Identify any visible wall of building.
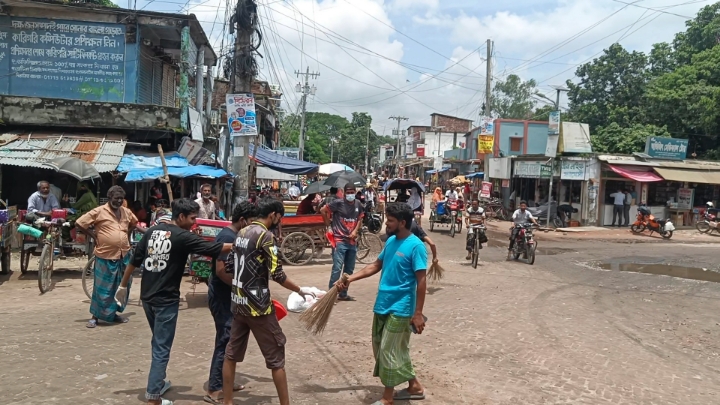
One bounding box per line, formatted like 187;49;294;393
527;123;549;154
497;121;524;156
423;131;457;157
495;119;550;156
431;114;473;134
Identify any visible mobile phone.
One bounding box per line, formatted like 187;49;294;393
411;315;428;334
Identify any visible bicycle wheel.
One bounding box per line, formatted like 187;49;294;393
38;242;54;294
471;238;479;269
82;255;96;300
450;219;456;238
357;233;383;264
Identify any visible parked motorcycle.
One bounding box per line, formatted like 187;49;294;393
511;223;537;265
696;202;720;234
631;206;674;239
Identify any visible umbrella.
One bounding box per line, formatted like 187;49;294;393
323;171;366;188
319;163;353;176
302;181;331;195
43;157;100;180
383;178;426;193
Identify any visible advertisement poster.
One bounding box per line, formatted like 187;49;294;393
226;93;258;137
480;181;493;199
501;179;510;188
677;188;694;210
548;111;560;135
477;135;494;154
417;144;426;157
480;117;494;135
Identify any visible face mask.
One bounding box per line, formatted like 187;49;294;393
346;194;356;202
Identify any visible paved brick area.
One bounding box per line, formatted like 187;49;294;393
1;224;720;404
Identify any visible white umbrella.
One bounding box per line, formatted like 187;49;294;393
43;157;100;181
319;163;353;176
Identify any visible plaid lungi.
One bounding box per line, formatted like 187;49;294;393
89;253;132;322
372;313;415;388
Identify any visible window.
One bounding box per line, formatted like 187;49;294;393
510;137;522;153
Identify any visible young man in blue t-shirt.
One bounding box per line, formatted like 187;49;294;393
336;203;427;405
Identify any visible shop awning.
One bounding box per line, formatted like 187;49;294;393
465;172;485;179
653;167;720;184
609;165;663;182
0;132;126;172
250;144;318;175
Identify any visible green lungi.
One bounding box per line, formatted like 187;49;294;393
372;313;415;388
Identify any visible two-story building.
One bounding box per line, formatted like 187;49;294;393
0;0;231;207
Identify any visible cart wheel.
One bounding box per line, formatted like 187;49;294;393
38;243;54;294
82;255;96;300
0;246;10;275
357;232;383;264
281;232;315;266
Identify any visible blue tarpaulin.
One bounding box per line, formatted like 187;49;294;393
118;153;228;182
425;168;449;174
249;144;318;175
465;172;485;179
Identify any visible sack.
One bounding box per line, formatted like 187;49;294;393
478;231;488;244
286;287;327;313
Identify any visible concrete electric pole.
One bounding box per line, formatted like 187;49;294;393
230;0;257;204
389;115;408;164
295;67;319;161
483;39;493;182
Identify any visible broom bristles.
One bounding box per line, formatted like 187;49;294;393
427;262;445;282
298;273;348;335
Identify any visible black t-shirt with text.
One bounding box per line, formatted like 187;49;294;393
135;223;224;306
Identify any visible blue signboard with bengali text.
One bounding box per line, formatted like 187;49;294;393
0;16;127;102
644;136;688;160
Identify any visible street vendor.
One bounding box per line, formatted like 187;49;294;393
26;180;60;222
75;186;138;329
62;181;98;241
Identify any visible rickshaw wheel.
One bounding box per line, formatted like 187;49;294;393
0;246;10;275
429;212;436;232
38;243;54;294
82;255;96;300
20;248;31;274
281;232;315;266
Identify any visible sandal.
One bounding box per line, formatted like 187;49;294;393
114;315;129;324
394;388;425;400
234;383;245;391
337;296;355;302
86;319;97;328
203;395;222;405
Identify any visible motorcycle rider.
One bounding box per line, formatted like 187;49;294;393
508;200;538;260
465;199;486;260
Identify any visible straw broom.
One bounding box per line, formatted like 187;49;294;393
299;273;349;335
427;261;445;282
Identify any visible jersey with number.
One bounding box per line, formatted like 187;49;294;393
227;222;287;316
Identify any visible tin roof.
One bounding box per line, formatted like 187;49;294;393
0;133;127;173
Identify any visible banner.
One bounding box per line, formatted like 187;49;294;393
548;111;560;135
645;136;688;160
480;117;494;135
478;135;494;154
417;144;426;157
226;93;258;137
480;181;492;199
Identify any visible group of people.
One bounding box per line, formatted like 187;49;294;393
609;187;636;227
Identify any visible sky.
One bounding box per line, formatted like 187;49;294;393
134;0;716;136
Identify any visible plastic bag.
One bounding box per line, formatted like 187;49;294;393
286;287;326;313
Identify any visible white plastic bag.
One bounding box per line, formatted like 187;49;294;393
287;287;327;313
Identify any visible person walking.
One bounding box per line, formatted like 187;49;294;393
204;202;258;404
75;186;139;328
320;183;364;302
335;203;428;405
221;198;315;405
609;188;626;227
115;199;234;405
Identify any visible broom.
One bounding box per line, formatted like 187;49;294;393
427;261;445;282
298;273;349;335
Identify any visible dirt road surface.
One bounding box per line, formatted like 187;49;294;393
2;220;720;404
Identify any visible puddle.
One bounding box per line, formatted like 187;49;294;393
536;248;575;256
599;262;720;283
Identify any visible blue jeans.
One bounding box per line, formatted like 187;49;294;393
143;302;180;400
207;280;233;392
329;242;357;298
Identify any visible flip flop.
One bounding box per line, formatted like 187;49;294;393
203;395;222;405
337;296;355;302
394;388;425;400
234;383;245;391
86;319;97;328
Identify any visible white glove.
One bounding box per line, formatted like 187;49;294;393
298;287;316;299
115;286;129;307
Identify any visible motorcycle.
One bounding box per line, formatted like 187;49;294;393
447;199;464;238
696;202;720;234
631;206;674;239
510;223;537;265
363;198;382;234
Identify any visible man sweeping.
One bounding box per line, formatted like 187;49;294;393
336;203;427;405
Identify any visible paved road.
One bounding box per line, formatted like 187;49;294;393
1;221;720;404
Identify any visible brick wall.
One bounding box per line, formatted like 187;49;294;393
431;114;473;134
408;125;431;141
211;79;229;110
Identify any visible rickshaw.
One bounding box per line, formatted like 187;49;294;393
429;198;464;237
188;218;230;292
0;205;18;275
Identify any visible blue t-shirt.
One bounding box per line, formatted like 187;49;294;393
374;234;428;318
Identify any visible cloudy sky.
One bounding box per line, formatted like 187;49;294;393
136;0;715;134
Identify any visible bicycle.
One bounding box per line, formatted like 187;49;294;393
356;226;383;264
467;223;486;269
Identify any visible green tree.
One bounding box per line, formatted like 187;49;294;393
532;104;555;122
491;74;538;119
591;122;672;154
672;3;720;66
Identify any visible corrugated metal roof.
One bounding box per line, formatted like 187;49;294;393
0;133;127;173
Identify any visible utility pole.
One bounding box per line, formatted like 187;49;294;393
230;0;257;205
295;67;319;161
546;85;569;228
364;125;370;175
483;39;493;182
389;115;408;161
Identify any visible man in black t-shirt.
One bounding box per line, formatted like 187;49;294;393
204;201;258;403
116;199;234;405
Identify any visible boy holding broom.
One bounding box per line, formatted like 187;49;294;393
336;203;427;405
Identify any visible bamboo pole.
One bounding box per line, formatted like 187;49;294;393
157;145;174;203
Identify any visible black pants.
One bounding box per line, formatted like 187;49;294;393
207;280;233;392
509;227;520;250
612;205;624;226
623;204;631;226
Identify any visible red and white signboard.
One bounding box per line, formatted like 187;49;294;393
416;144;426;157
480;181;493;199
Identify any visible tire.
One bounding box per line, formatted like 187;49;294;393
456;220;462;234
662;230;673;239
527;245;536;265
20;247;31;274
0;247;10;275
429;219;434;232
471;239;479;269
38;242;54;294
82;255;96;300
280;232;315;266
357;233;383;264
369;218;382;234
552;216;564;229
630;224;645;233
450;219;456;238
696;221;711;234
513;250;521;260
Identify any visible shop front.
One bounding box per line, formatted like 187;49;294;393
511;159;559;207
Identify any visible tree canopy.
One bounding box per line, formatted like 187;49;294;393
491;74;539;119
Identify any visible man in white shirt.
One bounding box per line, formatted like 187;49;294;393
508;200;538;259
195;183;217;220
609;188;626;227
288;184;301;200
445;188;458;201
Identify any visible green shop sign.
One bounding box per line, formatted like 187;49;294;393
645;137;688;160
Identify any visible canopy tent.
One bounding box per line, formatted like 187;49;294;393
319;163;352;175
608;165;663;182
118;152;229;182
249;144;318;175
465;172;485;179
